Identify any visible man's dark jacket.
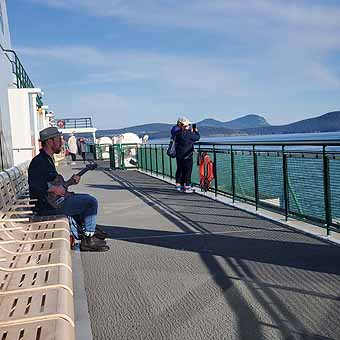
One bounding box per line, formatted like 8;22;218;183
175;130;200;160
28;149;58;214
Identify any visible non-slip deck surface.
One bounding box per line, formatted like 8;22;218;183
66;165;340;340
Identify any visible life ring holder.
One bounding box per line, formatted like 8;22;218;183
57;119;65;129
198;152;215;192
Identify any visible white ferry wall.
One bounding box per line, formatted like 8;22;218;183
0;0;14;168
8;87;45;164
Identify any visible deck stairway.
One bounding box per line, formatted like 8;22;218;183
65;163;340;340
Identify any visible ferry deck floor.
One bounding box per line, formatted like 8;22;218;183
60;162;340;340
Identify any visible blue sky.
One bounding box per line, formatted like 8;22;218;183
7;0;340;129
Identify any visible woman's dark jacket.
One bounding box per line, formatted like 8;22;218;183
175;130;200;160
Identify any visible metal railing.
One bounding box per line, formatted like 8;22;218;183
57;118;93;129
135;140;340;235
109;144;139;169
1;46;43;107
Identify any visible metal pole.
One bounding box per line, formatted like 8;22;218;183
231;145;235;203
169;154;173;179
136;144;140;169
323;146;332;235
111;145;116;170
253;145;259;210
15;56;19;87
282;145;289;221
197;144;201;189
155;144;159;175
121;147;125;169
149;145;153;174
144;145;148;172
161;145;165;178
213;145;218;197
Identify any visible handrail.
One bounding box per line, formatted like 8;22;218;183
0;45;43;107
147;140;340;147
136;141;340;235
56;118;93;129
197;140;340;146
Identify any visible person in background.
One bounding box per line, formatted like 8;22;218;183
77;138;81;156
171;118;184;191
175;118;200;193
67;132;77;164
79;137;87;163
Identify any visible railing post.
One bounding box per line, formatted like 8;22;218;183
213;145;218;197
231;145;235;203
149;145;153;174
120;146;124;168
136;144;140;169
144;145;148;172
323;146;332;235
155;144;159;175
282;145;289;221
140;145;143;170
197;144;201;188
253;145;259;210
15;57;19;87
161;145;165;178
169;154;173;179
111;145;116;170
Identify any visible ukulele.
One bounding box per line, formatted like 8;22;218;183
47;162;97;208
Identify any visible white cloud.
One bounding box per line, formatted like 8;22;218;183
20;43;340;94
27;0;340;31
17;45;254;95
24;1;340;68
18;1;340;125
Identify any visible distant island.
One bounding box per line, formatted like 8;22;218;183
97;111;340;139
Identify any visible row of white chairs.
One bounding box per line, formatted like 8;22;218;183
0;162;75;340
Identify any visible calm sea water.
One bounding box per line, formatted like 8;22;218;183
142;131;340;223
149;131;340;144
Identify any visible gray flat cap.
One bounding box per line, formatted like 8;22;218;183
39;127;62;141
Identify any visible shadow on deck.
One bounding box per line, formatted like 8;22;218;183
71;166;340;340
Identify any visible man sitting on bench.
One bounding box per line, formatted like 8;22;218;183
28;127;109;252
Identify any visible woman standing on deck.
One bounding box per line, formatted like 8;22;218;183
79;137;87;163
171;118;183;190
175;118;200;193
67;132;77;164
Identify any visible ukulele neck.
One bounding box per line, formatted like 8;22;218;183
64;168;89;188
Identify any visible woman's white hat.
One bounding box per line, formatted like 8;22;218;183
178;117;191;126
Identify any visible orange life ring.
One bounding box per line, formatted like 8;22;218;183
57;119;65;128
199;152;214;191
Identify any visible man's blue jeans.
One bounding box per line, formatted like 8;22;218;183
59;193;98;233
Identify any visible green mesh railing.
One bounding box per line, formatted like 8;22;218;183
135;141;340;234
2;48;43;107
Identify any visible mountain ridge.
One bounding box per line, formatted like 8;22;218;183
197;114;270;129
97;111;340;139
